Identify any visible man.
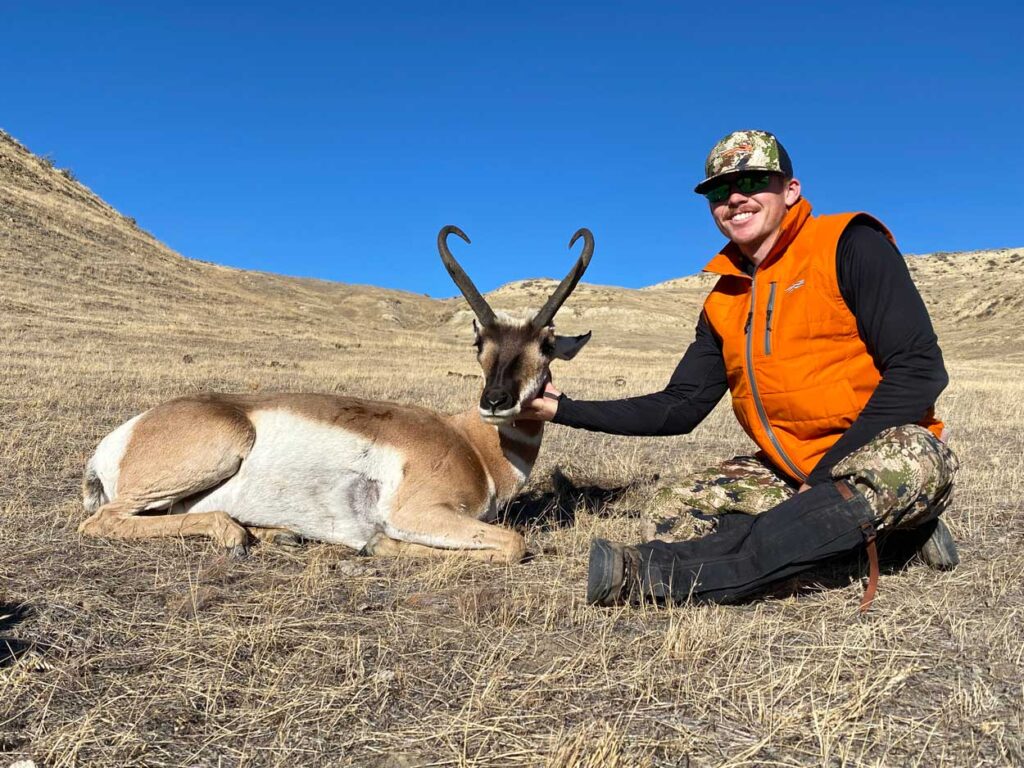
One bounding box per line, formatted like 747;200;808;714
521;130;959;609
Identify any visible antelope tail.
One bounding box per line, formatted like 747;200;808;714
82;457;107;513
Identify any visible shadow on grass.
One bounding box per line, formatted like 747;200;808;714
500;467;656;531
0;602;39;668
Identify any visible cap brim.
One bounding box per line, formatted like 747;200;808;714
693;176;720;194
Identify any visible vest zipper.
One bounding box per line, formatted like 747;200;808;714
745;271;806;481
764;282;777;355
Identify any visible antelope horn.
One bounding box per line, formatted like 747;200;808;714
437;225;497;327
532;227;594;329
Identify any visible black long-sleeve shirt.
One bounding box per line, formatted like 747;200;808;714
553;221;948;485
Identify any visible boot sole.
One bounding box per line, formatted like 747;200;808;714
586;538;623;606
920;518;959;571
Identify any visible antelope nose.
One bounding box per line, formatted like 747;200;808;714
482;388;515;411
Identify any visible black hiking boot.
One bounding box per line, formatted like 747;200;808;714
918;518;959;571
586;538;643;606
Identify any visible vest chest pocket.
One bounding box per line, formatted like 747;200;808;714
764;282;778;355
763;274;836;352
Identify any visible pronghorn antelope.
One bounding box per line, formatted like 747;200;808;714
79;226;593;563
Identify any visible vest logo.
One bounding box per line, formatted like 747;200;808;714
785;279;805;293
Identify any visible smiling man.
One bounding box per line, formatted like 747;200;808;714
520;130;960;609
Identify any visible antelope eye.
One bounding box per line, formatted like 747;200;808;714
540;339;555;356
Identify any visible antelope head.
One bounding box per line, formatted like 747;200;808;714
438;225;593;424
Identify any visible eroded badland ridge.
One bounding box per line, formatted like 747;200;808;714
3;129;1023;767
3;128;1021;362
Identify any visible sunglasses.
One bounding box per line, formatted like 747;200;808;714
704;173;776;203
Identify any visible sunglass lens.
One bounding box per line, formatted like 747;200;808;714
736;174;772;195
705;183;730;203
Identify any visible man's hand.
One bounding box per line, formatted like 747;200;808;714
798;483;810;493
518;382;562;421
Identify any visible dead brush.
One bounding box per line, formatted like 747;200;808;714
4;312;1024;767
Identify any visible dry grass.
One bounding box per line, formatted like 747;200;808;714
2;129;1023;767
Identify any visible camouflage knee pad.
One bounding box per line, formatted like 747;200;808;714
830;425;959;529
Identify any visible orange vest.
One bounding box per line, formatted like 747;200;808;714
702;198;943;483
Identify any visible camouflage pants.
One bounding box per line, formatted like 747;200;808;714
647;425;959;542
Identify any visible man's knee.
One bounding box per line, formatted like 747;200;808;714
645;457;795;542
660;457;793;516
830;425;959;528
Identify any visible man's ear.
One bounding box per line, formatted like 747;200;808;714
784;177;801;206
552;331;592;360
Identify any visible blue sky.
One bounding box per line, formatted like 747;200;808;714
4;1;1021;296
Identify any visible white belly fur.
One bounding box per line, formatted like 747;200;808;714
183;409;405;548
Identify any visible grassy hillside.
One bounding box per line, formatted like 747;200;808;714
2;129;1022;767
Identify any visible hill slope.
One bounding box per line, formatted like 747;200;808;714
1;129;444;366
4;129;1021;362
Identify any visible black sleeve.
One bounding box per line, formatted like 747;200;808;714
552;312;729;436
806;222;948;484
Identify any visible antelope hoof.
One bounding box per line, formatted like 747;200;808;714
226;542;250;560
272;532;304;549
360;532;394;557
359;533;380;557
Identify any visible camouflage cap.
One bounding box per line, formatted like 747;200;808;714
694;130;794;194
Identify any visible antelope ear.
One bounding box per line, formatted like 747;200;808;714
552;331;592;360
